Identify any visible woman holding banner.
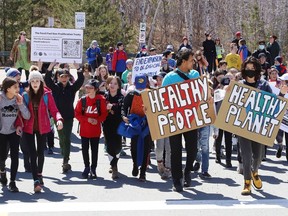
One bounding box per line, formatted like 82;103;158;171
239;57;287;195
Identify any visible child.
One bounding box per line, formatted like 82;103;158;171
95;64;109;94
22;70;63;193
0;77;30;192
74;79;108;179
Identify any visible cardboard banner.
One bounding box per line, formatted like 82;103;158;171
141;76;216;141
31;27;83;63
214;81;288;147
132;54;162;82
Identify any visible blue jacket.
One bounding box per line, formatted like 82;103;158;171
86;47;101;64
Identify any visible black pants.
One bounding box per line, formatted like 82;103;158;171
215;129;232;161
116;72;123;78
89;60;97;74
131;134;152;176
206;56;216;73
103;123;122;167
81;137;100;171
18;67;29;81
20;136;31;171
46;130;54;148
169;130;198;181
23;132;47;181
0;132;20;182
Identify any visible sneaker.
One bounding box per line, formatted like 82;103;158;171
34;180;42;193
157;161;165;175
139;174;146;182
276;145;283;158
62;163;71;173
132;165;139;177
48;148;53;155
161;168;171;180
90;169;97;179
193;162;200;172
82;167;90;179
172;180;183;192
120;149;127;157
215;156;221;164
201;172;212;178
0;171;8;186
38;175;44;186
241;180;251;195
111;166;119;180
226;160;232;168
251;171;262;189
109;166;113;174
8;182;19;192
183;170;191;187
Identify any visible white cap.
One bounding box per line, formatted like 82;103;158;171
279;73;288;81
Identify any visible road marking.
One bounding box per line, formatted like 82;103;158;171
1;199;288;212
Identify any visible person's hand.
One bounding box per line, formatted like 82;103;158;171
16;94;23;105
56;120;63;130
37;59;43;70
88;118;98;125
16;126;22;136
213;134;218;139
280;83;288;95
122;116;129;124
107;103;113;110
73;61;80;70
48;60;58;71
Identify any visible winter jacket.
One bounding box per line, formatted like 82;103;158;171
44;69;84;120
112;50;128;73
74;94;108;138
86;47;101;64
23;90;62;135
267;41;280;62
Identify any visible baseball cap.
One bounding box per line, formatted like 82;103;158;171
153;72;167;80
235;31;241;36
57;68;70;77
126;59;133;64
134;75;147;90
85;79;100;89
149;47;156;52
279;73;288;81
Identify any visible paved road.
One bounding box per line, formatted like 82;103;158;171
0;68;288;216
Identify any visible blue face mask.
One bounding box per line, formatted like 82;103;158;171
259;45;265;50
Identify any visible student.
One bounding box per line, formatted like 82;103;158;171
0;77;30;192
74;79;108;179
103;77;124;179
45;62;84;173
95;64;109;93
112;42;128;77
86;40;101;75
121;59;133;84
22;71;63;193
225;43;242;70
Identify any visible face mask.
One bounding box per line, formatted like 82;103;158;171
259;45;265;50
244;70;255;78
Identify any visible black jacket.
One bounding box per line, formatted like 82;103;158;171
45;69;84;120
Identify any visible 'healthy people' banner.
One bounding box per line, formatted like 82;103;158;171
132;54;162;82
141;76;215;141
31;27;83;63
214;81;288;147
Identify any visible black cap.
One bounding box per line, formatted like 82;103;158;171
220;77;230;86
153;72;167;79
117;41;123;47
85;79;100;89
57;68;70;76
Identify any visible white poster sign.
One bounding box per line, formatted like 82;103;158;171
31;27;83;63
75;12;86;29
132;54;162;82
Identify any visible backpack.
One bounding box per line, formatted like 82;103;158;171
23;92;49;107
81;96;101;116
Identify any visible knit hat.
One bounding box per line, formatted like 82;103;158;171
134;75;147;90
28;71;44;83
91;40;98;47
6;68;21;77
166;44;173;51
153;72;167;80
117;41;123;47
182;36;188;41
141;45;147;50
235;31;241;36
275;56;283;64
126;59;133;65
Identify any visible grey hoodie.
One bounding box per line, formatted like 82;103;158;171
0;91;30;135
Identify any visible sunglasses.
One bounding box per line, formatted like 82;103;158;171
21;33;26;36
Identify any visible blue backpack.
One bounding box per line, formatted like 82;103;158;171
23;92;49;107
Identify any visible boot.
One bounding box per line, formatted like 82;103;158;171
0;170;7;186
111;165;119;180
157;161;165;175
241;180;251;195
62;158;71;173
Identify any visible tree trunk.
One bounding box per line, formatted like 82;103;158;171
147;0;161;48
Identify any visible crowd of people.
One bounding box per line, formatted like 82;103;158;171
0;30;287;196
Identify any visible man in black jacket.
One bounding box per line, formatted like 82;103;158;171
45;62;84;172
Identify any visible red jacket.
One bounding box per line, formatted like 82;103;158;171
75;94;108;138
23;90;63;135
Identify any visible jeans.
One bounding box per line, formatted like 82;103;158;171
57;118;73;160
155;137;171;168
196;126;210;173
